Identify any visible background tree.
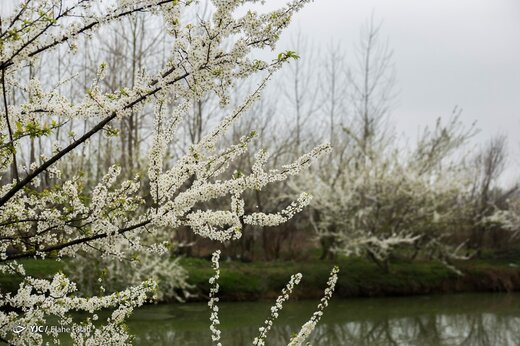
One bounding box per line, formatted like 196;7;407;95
303;18;480;270
468;135;519;255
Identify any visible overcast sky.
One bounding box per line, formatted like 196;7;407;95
266;0;520;185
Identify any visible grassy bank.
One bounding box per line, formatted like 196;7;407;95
1;256;520;302
180;256;520;301
0;259;64;294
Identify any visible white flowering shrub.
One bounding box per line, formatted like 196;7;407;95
481;198;520;239
65;238;192;302
0;0;334;344
308;117;473;270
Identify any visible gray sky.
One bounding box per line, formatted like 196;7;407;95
268;0;520;185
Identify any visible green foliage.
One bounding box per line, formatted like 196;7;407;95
14;120;52;139
277;50;300;62
104;126;120;137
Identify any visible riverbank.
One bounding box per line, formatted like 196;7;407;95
2;256;520;302
181;256;520;302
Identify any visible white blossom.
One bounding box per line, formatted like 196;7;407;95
288;266;339;346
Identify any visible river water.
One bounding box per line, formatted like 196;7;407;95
127;293;520;345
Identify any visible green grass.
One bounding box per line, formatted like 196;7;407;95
0;258;65;293
179;256;505;301
1;255;519;301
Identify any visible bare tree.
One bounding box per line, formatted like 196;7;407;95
468;135;517;254
281;31;321;157
346;15;396;161
322;41;348;147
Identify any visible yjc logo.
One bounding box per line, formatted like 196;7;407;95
12;325;25;334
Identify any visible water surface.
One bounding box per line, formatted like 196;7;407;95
128;293;520;345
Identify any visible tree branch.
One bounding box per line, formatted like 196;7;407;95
0;69;189;207
3;220;152;261
1;69;20;183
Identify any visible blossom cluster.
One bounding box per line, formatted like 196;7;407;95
207;252;339;346
288;266;340;346
208;250;222;345
253;273;303;346
0;272;156;345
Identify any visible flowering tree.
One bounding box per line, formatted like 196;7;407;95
0;0;335;344
308;114;474;271
299;18;476;270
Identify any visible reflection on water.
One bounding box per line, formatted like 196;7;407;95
128;293;520;345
